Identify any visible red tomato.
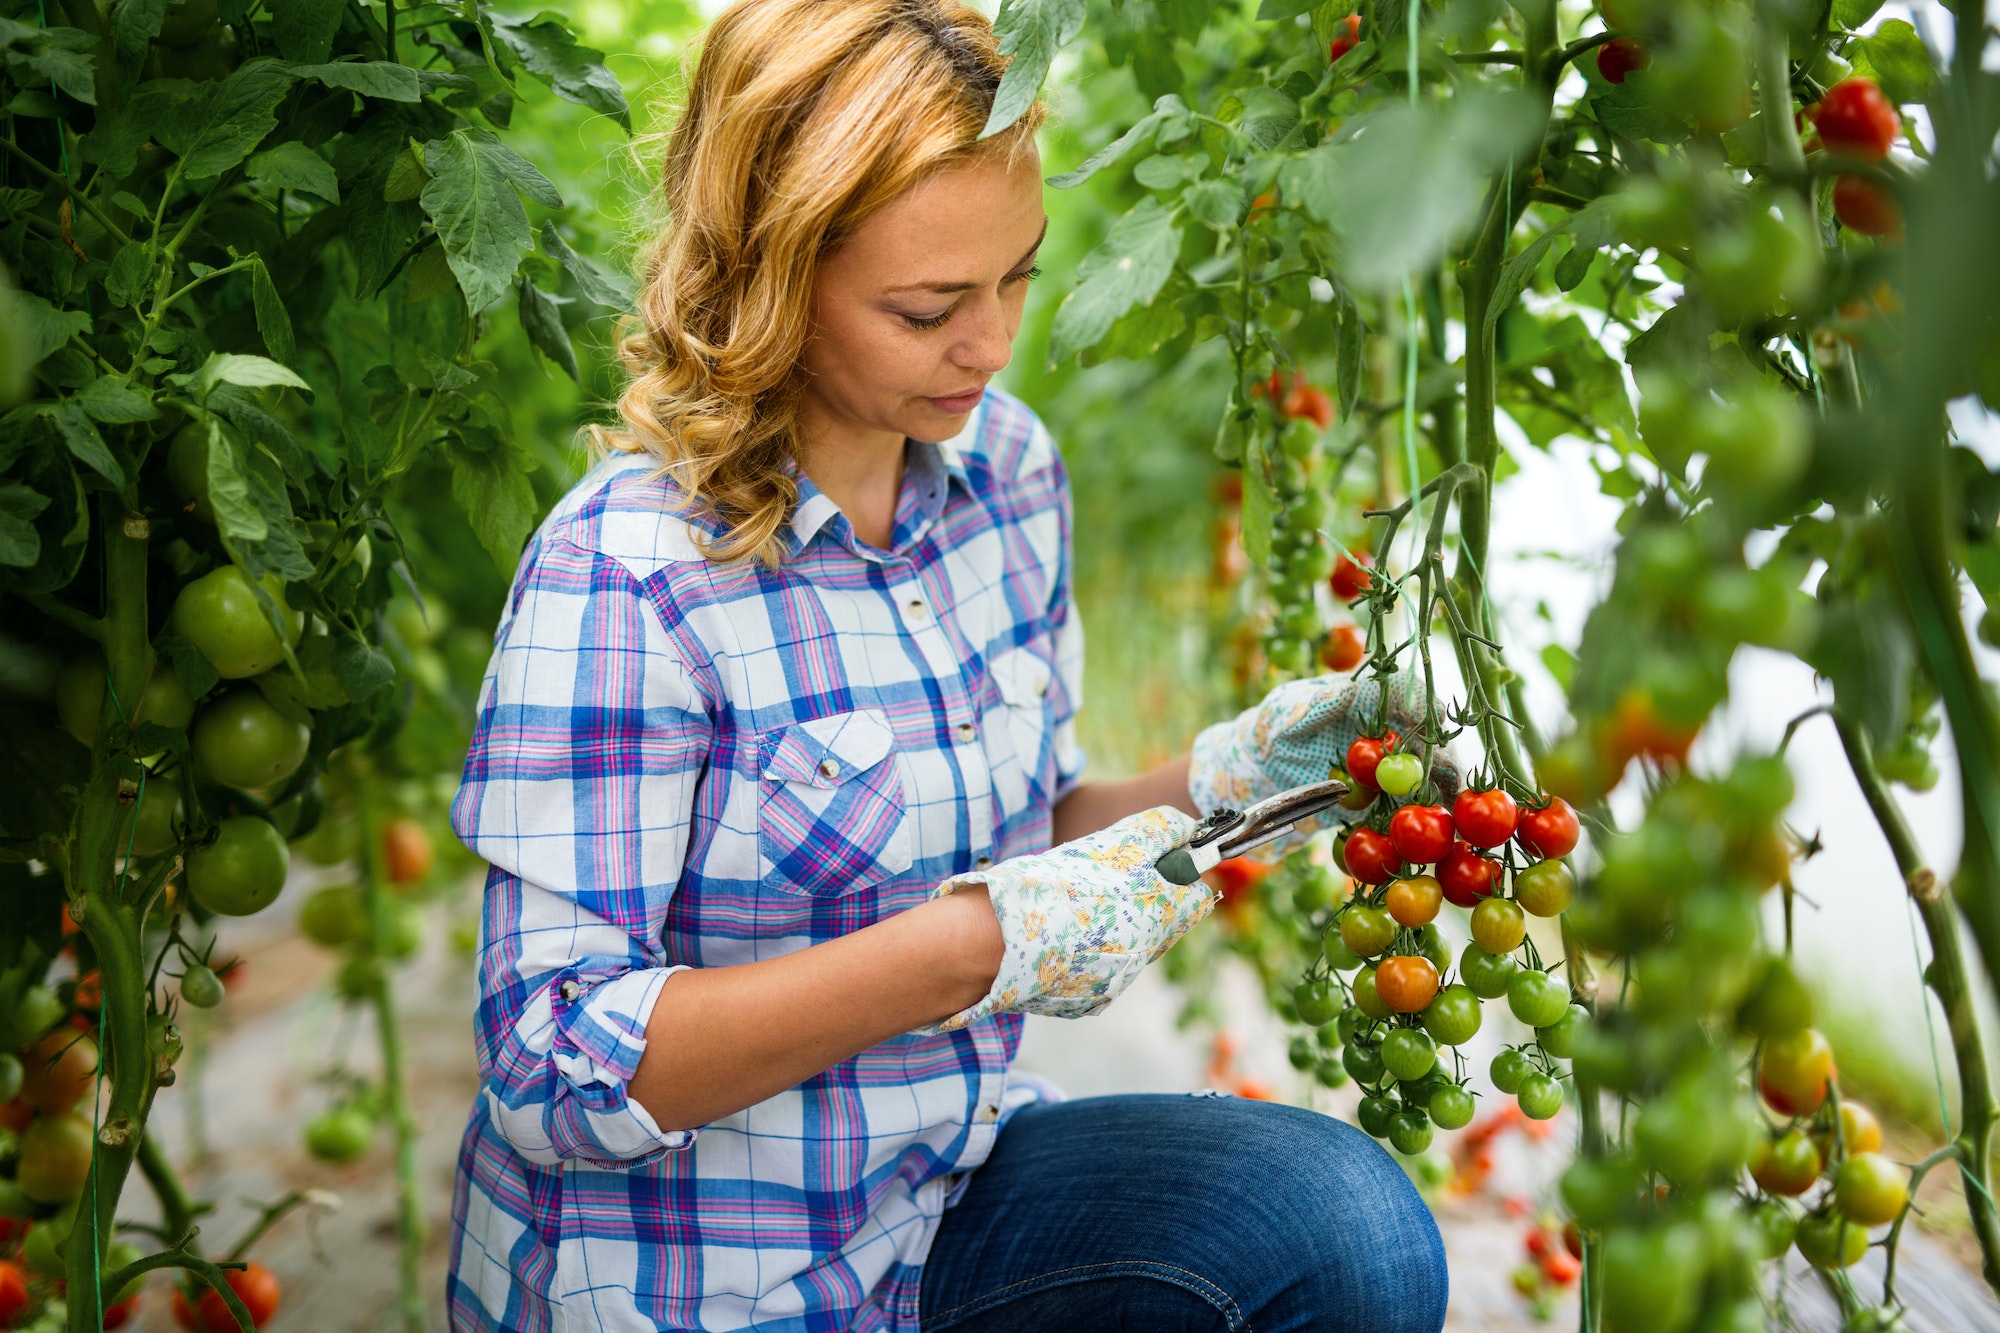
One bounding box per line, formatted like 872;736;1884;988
1525;1229;1554;1260
1595;37;1650;84
1345;732;1398;790
1562;1219;1583;1260
1328;13;1361;62
0;1260;27;1326
1388;804;1454;865
1438;841;1498;907
1342;827;1404;884
1833;175;1901;237
1320;624;1365;672
1213;473;1244;506
1813;78;1899;160
1540;1247;1581;1286
1452;788;1519;848
1205;857;1270;909
103;1295;140;1329
1330;553;1373;601
176;1262;282;1332
1280;382;1335;430
1759;1029;1836;1117
1515;798;1579;859
1607;689;1699;767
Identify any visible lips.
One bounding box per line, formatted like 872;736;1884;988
927;386;986;413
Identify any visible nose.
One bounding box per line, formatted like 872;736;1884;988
952;294;1016;376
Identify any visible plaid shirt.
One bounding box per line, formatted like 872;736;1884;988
448;389;1086;1332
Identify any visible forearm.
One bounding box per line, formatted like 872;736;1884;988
628;887;1003;1131
1051;754;1198;845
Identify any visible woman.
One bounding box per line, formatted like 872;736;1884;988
449;2;1449;1329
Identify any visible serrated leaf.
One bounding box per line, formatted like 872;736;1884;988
1832;0;1884;26
111;0;165;84
1183;179;1244;229
1048;199;1182;365
12;291;91;366
449;438;537;568
246;140;339;202
1084;296;1186;364
417;349;476;391
203;419;266;544
421;129;561;313
44;401;123;486
983;0;1086;139
0;20;97;105
331;633;394;702
538;220;634;309
517;277;578;380
0;484;49;567
1850;20;1933;105
1812;592;1914;748
289;60;422;103
272;0;343;63
490;11;630;131
154;60;294;179
197;352;310;396
74;374;158;424
250;260;295;364
1047;96;1186;189
158;633;219;700
1256;0;1319;17
104;241;154;310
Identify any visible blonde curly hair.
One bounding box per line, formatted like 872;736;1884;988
597;0;1047;566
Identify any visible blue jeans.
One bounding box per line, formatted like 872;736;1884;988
919;1093;1448;1332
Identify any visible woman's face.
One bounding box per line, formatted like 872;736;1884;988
801;145;1047;448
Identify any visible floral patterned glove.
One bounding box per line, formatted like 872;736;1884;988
914;807;1213;1034
1188;672;1460;818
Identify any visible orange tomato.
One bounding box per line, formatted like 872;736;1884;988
382;817;434;887
1375;955;1441;1013
1320;624;1365;672
1385;875;1443;927
20;1031;97;1113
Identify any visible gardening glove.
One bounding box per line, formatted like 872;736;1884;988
1188;672;1461;818
914;807;1213;1034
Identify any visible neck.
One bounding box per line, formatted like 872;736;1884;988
797;403;905;551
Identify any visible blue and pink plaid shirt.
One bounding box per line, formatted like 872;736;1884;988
448;389;1086;1332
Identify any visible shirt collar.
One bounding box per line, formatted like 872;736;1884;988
785;432;974;558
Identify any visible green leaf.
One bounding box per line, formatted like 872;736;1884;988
289;60;422;103
44;401;123;486
197;353;310;397
1084;296;1186;365
157;632;219;700
0;265;24;408
1539;642;1577;692
1047;95;1186;189
155;60;295;179
246;141;339;202
1832;0;1884;26
1486;200;1618;336
74;374;158;424
1555;205;1617;292
1183;179;1243;229
1811;592;1914;749
0;20;97;106
12;292;91;367
421;128;562;313
538;220;634;309
1335;289;1365;415
104;241;154;310
490;11;631;131
1237;86;1299;153
203;419;267;545
111;0;165;84
1257;0;1319;18
250;259;295;365
330;633;395;702
449;438;537;569
1280;91;1545;289
0;484;49;567
517;277;577;380
1850;20;1933;105
1048;198;1182;365
1241;435;1273;567
983;0;1086;139
272;0;343;63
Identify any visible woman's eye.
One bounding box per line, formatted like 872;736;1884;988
902;309;953;331
1007;265;1042;285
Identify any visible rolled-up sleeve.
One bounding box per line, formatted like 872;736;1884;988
451;528;709;1169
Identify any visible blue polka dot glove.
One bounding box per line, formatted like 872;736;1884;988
1188;673;1460;826
913;807;1213;1034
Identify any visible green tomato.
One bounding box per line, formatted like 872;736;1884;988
1748;1199;1800;1260
293;812;358;866
1421;984;1483;1046
1601;1223;1706;1333
1490;1047;1531;1095
187;815;290;916
22;1199;78;1276
1460;942;1518;999
1291;540;1335;584
1561;1154;1645;1228
128;781;184;856
1536;1004;1590;1059
1381;1028;1437;1082
1414;923;1450;973
1508;969;1572;1028
193;688;311;790
1340;904;1396;958
1279;602;1321;642
0;1052;20;1102
172;565;303;679
1795;1211;1868;1269
103;1239;146;1303
1320;924;1363;971
1428;1083;1476;1130
179;964;225;1009
1315;1018;1343;1049
1374;752;1423;797
1293;977;1342;1027
374;900;422;959
1335;1005;1368;1044
0;984;63;1050
1267;637;1311;675
56;651;196;747
1470;896;1526;954
305;1104;375;1164
336;953;382;1001
1514;859;1575;917
1388;1110;1434;1156
1343;1039;1386;1086
1314;1054;1350;1089
299;885;366;948
1352;965;1392;1021
1356;1093;1397;1138
1289;1034;1318;1071
1739;955;1815;1039
167;420;214;521
1295;863;1342;914
1517;1071;1564;1121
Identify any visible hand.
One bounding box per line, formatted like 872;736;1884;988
1188;672;1460;817
914;807;1213;1033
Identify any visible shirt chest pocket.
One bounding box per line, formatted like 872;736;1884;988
757;708;915;898
986;646;1057;808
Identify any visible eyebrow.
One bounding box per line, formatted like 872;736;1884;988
883;218;1049;296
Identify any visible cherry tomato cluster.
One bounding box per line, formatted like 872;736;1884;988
1812;78;1902;236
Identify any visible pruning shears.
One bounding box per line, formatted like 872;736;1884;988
1155;778;1353;886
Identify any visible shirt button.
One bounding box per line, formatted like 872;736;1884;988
975;855;993;870
956;722;976;743
906;598;930;623
977;1103;1000;1123
558;980;581;1002
818;758;841;780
